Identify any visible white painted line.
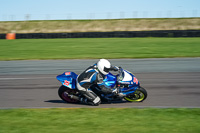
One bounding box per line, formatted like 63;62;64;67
0;77;54;80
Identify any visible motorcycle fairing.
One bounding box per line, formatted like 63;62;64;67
56;72;77;89
118;69;140;86
120;86;138;95
103;72;117;88
103;69;140;95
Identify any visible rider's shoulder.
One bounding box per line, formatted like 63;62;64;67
96;72;103;83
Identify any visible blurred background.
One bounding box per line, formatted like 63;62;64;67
1;10;200;21
0;0;200;35
1;0;200;21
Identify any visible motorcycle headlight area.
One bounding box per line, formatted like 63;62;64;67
118;72;124;81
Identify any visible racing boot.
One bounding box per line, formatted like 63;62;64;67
79;91;101;106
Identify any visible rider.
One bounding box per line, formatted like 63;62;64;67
76;59;118;106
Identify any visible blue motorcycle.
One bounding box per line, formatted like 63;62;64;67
56;67;147;104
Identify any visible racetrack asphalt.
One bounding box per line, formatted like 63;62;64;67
0;58;200;108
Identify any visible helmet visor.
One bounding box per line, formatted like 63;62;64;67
103;67;110;73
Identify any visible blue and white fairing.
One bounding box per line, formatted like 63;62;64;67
56;72;78;89
104;68;140;95
103;72;117;88
118;69;140;86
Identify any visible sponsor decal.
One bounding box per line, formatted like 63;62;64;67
65;72;71;75
133;77;138;85
119;81;130;84
63;80;70;86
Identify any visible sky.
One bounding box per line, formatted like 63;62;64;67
0;0;200;21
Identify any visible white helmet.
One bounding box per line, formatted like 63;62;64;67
97;59;111;75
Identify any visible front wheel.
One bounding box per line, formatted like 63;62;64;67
124;87;147;102
58;85;79;103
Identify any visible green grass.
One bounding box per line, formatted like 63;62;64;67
0;108;200;133
0;38;200;60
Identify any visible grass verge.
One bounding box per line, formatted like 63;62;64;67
0;38;200;60
0;108;200;133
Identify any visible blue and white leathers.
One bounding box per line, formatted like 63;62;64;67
76;64;112;105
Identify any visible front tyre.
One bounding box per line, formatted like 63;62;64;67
124;87;147;102
58;85;79;103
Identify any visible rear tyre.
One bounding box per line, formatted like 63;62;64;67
58;85;79;103
124;87;147;102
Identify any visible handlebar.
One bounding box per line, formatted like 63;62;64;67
109;66;120;71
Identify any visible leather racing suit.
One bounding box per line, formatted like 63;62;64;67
76;64;113;105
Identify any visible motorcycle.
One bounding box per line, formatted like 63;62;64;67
56;67;147;104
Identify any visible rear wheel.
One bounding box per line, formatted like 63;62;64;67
58;85;79;103
124;87;147;102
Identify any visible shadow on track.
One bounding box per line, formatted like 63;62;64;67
45;100;66;103
45;100;127;105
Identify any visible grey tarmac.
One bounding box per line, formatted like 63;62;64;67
0;58;200;108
